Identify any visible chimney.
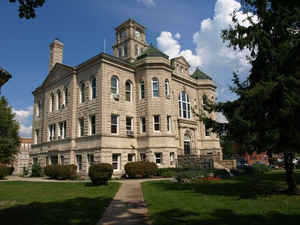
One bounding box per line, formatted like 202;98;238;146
49;38;64;72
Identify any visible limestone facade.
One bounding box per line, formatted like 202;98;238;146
30;19;222;175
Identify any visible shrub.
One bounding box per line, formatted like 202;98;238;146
31;164;43;177
9;167;14;175
246;163;270;175
157;168;177;177
89;163;113;185
0;165;10;179
175;169;208;182
45;165;77;180
125;161;157;178
213;169;231;178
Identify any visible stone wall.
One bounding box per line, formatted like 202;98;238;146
177;155;213;169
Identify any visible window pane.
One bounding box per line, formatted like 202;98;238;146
126;117;132;131
111;77;118;94
111;115;118;134
92;78;96;99
141;82;145;99
125;81;131;101
152;79;159;97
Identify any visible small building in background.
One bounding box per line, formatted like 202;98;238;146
13;138;32;175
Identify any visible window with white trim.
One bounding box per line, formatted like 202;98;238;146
111;76;119;94
56;90;61;110
152;78;159;97
140;81;145;99
167;116;172;132
155;153;162;164
91;77;96;100
48;124;56;141
59;121;67;139
78;118;84;137
34;129;39;144
153;115;160;131
126;116;133;131
140;117;146;133
79;82;85;103
125;80;132;101
128;154;136;162
63;88;68;106
89;115;96;135
112;154;121;170
36;101;41;117
49;93;54;112
76;154;82;171
179;91;191;119
165;79;170;96
111;114;119;134
170;152;175;165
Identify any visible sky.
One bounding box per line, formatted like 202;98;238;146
0;0;251;137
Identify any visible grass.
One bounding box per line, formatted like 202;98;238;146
0;181;120;225
142;170;300;225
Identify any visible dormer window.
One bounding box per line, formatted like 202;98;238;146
120;30;126;40
181;66;184;73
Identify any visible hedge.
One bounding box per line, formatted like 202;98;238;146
44;165;77;180
125;161;157;178
89;163;113;185
0;165;11;179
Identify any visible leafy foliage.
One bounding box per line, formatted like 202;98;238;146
124;161;158;178
0;164;11;179
9;0;45;19
31;163;43;177
88;163;113;185
44;165;77;180
0;96;20;164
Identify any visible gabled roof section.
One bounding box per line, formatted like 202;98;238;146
137;45;169;60
42;63;74;87
171;56;190;67
191;67;212;80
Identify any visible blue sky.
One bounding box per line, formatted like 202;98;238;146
0;0;250;137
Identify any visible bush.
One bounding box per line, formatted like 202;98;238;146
0;165;11;179
44;165;77;180
213;169;231;178
9;167;14;175
247;163;270;175
175;169;208;182
89;163;113;185
31;164;43;177
125;161;157;178
157;168;177;177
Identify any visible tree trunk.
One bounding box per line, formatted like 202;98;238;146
283;152;299;194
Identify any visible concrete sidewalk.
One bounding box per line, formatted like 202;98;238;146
97;179;151;225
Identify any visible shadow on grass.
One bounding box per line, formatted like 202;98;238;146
150;208;300;225
147;172;300;199
0;196;112;225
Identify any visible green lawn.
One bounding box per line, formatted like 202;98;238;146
142;170;300;225
0;181;120;225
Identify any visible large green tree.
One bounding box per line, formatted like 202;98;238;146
0;96;20;164
9;0;45;19
201;0;300;194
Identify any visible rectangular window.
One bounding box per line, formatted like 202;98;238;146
153;115;160;131
112;154;121;170
128;154;135;162
126;117;132;131
87;154;94;164
167;116;172;132
111;115;119;134
33;157;38;165
78;118;84;137
34;129;39;144
140;117;146;133
60;155;65;165
140;82;145;99
140;153;146;161
155;153;162;164
48;124;56;141
152;79;159;97
170;152;175;165
51;155;58;165
76;154;82;171
63;121;67;138
89;115;96;135
205;125;210;137
91;78;96;99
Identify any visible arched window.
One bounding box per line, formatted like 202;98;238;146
140;81;145;99
165;79;170;96
179;91;191;119
124;45;128;57
36;100;41;117
63;87;68;106
50;93;54;112
56;90;61;110
184;134;191;155
80;81;85;103
152;78;159;97
91;77;96;100
125;80;132;101
111;76;119;94
202;95;208;108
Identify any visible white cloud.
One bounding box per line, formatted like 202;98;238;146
13;106;33;137
156;0;255;102
217;112;228;123
137;0;155;7
156;31;202;70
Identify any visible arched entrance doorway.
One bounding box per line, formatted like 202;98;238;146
184;134;191;155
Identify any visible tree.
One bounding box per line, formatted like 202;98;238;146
0;96;20;164
199;1;300;194
9;0;45;19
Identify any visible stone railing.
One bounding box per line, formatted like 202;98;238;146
177;155;213;169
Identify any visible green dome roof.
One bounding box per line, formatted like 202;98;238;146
137;45;169;60
191;67;212;80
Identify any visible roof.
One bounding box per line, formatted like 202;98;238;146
191;67;212;80
0;66;12;86
137;45;169;60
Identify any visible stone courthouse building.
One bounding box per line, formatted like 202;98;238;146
31;19;223;175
